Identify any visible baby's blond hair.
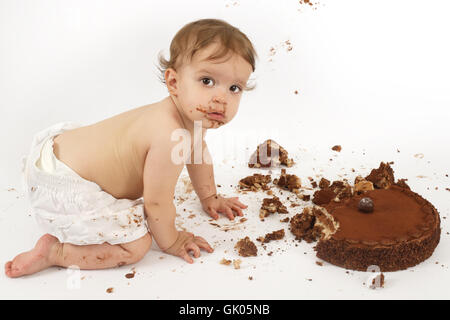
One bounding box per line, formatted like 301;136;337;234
158;19;257;89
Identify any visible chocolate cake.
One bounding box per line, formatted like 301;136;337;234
239;174;272;191
248;139;294;168
296;162;441;272
312;179;352;205
290;206;339;243
260;196;288;220
274;169;302;193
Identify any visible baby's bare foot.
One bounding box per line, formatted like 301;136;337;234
5;234;60;278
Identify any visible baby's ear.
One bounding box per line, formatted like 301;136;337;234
165;68;178;96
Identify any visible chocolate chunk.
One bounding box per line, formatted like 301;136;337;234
358;197;374;213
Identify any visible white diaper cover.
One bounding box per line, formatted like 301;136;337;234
21;121;149;245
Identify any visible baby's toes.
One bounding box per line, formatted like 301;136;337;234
4;261;12;276
4;261;20;278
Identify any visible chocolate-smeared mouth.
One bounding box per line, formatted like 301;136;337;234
206;112;225;121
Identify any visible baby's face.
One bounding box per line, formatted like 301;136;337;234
171;43;253;129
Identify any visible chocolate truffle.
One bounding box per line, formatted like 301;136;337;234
358;197;374;213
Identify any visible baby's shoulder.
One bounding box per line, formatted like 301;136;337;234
134;101;183;145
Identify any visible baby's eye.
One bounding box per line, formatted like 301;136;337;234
230;85;242;94
201;78;214;87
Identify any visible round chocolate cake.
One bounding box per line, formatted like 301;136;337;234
315;185;441;272
291;162;441;272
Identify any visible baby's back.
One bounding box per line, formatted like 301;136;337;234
53;103;161;200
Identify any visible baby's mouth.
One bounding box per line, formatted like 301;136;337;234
195;106;226;123
206;112;225;121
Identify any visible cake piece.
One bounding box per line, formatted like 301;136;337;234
239;174;272;191
365;162;395;189
257;229;285;243
274;169;301;193
312;189;336;205
248;139;294;168
299;194;311;201
259;196;288;220
312;179;353;205
319;178;331;189
235;237;258;257
290;206;339;243
354;176;375;194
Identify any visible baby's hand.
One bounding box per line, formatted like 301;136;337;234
164;231;214;264
201;195;248;220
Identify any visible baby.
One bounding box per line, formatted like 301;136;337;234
5;19;257;278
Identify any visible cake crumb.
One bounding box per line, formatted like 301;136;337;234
106;287;114;294
233;259;242;269
235;237;258;257
125;268;136;279
257;229;285;243
332;145;342;152
220;258;232;265
315;261;323;266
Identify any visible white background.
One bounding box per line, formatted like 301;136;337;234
0;0;449;299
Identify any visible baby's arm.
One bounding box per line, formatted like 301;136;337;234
187;140;248;220
186;139;217;201
142;136;182;251
142;131;213;262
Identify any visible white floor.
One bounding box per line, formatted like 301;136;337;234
1;134;449;299
1;0;449;300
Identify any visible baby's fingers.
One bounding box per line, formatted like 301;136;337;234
185;242;201;259
230;197;248;208
194;236;214;253
232;205;244;217
208;208;219;220
224;207;235;220
180;250;194;264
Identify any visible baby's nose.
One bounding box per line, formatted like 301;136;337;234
212;94;226;105
210;94;227;112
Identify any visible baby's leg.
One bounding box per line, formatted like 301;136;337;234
5;233;152;278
